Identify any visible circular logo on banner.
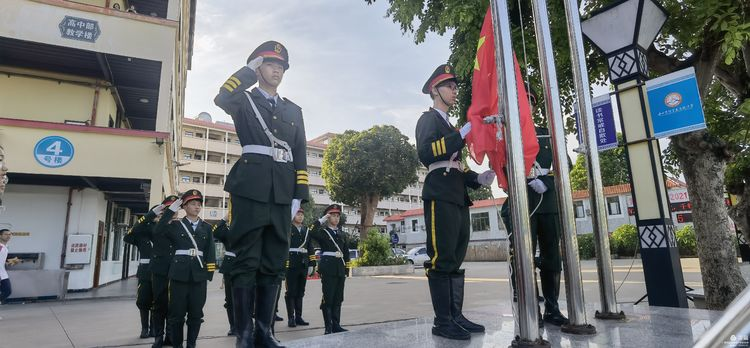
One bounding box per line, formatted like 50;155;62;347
34;136;75;168
664;92;683;108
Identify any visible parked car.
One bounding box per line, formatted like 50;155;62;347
392;248;407;257
406;246;430;267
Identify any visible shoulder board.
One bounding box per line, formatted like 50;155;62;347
283;97;301;109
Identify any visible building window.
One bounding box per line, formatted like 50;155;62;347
318;188;325;195
412;219;418;232
574;201;585;218
193;177;202;183
195;133;204;138
112;228;123;261
607;196;622;215
471;212;490;232
181;176;190;183
183;153;192;160
185;131;194;137
194;153;203;160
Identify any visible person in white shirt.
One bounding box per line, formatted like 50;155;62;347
0;228;20;304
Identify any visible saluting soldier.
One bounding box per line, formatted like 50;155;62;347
212;216;236;336
416;64;495;340
155;190;217;348
284;207;316;328
213;40;308;348
124;206;158;339
309;204;350;335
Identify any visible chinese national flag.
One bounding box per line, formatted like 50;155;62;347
466;7;539;189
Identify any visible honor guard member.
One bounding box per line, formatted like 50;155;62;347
416;64;496;340
309;204;350;335
284;207;316;328
140;195;179;348
213;40;308;348
155;191;217;348
501;87;569;327
124;207;159;339
212;216;236;336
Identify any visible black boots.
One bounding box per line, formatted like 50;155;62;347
285;296;296;327
294;297;309;326
321;306;333;335
226;305;236;336
169;318;184;348
186;321;201;348
140;309;151;338
427;272;470;340
232;286;255;348
151;315;168;348
331;305;347;333
255;284;285;348
449;273;485;333
541;270;569;326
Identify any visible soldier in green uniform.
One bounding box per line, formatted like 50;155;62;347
214;40;308;348
124;206;159;339
309;204;350;335
284;207;315;328
501;87;569;327
155;190;217;348
416;64;496;340
212;216;236;336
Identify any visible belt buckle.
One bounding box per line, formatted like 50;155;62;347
335;251;343;258
300;248;307;253
188;249;197;257
272;148;287;162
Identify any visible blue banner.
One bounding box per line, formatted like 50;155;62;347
574;95;618;152
646;67;706;138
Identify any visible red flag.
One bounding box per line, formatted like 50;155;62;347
466;7;539;189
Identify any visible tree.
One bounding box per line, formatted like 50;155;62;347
365;0;750;309
570;134;629;190
468;185;494;201
321;125;420;241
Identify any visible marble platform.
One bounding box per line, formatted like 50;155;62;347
285;303;723;348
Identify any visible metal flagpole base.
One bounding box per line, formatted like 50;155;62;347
510;336;551;348
561;323;597;335
595;310;627;320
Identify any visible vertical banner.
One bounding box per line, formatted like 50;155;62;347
575;95;618;152
646;67;706;138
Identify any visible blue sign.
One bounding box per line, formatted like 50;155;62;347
646;67;706;138
390;233;399;245
59;16;101;43
574;95;618;152
34;136;75;168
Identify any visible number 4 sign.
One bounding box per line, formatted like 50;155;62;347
34;136;75;168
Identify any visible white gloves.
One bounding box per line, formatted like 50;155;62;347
168;198;183;212
307;266;314;277
151;204;166;215
318;213;330;225
459;122;472;139
290;199;301;220
477;170;496;186
247;56;264;70
528;179;548;194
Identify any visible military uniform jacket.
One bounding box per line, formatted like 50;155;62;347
309;222;350;277
137;211;173;276
155;209;216;282
416;108;481;206
212;219;234;274
288;225;316;270
214;66;309;204
124;216;153;280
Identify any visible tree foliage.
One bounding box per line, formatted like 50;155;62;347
468;185;495;201
570;133;629;190
321;125;420;240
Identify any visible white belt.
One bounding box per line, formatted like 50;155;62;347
289;248;308;253
428;160;463;174
242;144;293;163
139;259;150;264
321;251;344;258
224;251;236;257
174;249;204;257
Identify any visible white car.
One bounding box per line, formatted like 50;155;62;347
406;246;430;267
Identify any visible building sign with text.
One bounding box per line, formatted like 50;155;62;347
59;16;101;43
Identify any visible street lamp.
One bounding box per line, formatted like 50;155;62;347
582;0;688;308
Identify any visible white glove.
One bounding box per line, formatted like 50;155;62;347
222;214;229;222
528;179;548;194
290;199;301;220
318;214;330;225
307;266;314;277
246;56;264;70
168;198;183;212
459;122;472;139
477;170;496;186
151;204;166;215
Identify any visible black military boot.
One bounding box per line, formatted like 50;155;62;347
331;305;348;333
226;306;236;336
321;306;333;335
140;309;151;338
149;311;156;337
151;315;166;348
285;296;296;327
186;321;201;348
294;297;309;326
449;272;485;333
541;270;569;326
255;284;286;348
169;318;184;348
232;286;255;348
427;272;470;340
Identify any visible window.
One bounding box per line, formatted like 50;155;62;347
112;228;123;261
471;212;490;232
193;177;202;183
412;219;418;232
317;188;325;195
574;201;585;218
607;196;622;215
195;132;204;138
183;153;192;160
194;153;203;160
181;176;190;183
185;131;194;137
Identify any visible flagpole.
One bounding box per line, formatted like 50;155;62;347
530;0;595;334
489;1;547;346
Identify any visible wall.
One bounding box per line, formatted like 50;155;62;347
64;188;108;290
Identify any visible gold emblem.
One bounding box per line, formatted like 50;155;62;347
192;190;198;195
335;251;343;258
445;65;451;74
274;43;282;54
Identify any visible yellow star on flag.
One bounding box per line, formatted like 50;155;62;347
474;35;486;71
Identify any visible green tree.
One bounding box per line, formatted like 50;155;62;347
365;0;749;309
570;133;629;190
468;185;494;201
321;125;420;241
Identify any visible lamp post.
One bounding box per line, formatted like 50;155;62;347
582;0;688;308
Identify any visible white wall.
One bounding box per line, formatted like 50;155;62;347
65;188;107;290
